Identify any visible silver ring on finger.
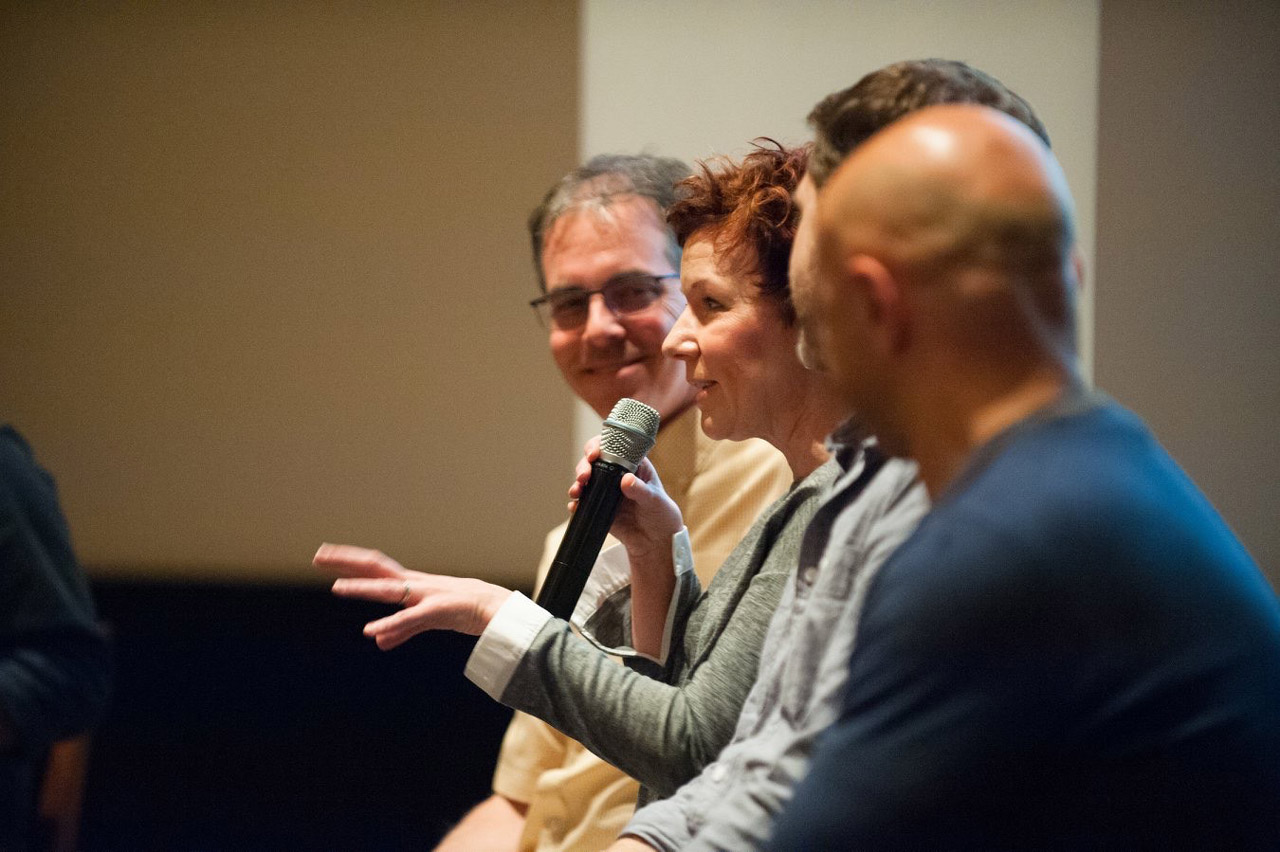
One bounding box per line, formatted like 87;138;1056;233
398;581;411;606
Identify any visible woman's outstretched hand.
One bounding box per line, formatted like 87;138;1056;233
313;543;512;649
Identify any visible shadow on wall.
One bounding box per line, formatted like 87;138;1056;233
80;580;514;851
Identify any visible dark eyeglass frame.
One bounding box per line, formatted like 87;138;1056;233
530;272;680;330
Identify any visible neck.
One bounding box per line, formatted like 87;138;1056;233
771;381;848;481
910;360;1078;498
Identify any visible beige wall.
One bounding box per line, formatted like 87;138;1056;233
1095;0;1280;588
0;2;580;586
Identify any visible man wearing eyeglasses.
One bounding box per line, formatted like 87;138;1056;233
434;155;791;852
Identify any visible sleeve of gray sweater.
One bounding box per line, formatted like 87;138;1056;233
496;463;836;799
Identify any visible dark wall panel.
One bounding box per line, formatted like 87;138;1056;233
83;580;517;850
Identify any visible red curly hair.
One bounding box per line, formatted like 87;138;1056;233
666;140;810;323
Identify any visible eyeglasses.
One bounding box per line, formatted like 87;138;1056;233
530;272;679;330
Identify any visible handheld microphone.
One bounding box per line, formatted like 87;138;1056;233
536;398;660;620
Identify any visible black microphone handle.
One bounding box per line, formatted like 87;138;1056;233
536;457;629;620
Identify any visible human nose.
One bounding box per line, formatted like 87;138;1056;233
582;291;626;343
662;306;698;362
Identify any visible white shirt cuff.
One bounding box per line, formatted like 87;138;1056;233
572;528;694;666
654;527;694;664
571;540;638;627
464;591;552;701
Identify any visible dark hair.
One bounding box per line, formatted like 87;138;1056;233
665;140;810;324
527;154;692;291
807;59;1050;188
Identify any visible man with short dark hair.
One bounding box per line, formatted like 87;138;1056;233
804;58;1049;189
773;102;1280;849
434;156;792;852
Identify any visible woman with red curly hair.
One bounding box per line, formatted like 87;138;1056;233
318;143;923;832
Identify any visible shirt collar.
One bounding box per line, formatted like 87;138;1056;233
825;416;871;468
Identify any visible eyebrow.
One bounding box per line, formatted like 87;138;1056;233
680;277;717;297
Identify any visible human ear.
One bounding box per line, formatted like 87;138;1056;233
845;254;908;355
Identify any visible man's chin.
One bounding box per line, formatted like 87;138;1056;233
573;363;694;420
575;375;648;417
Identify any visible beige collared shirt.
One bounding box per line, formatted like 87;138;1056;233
490;407;792;852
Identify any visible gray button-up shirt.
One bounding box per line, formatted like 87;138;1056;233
624;425;928;851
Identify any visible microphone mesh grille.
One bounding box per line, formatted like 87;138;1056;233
600;398;660;465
